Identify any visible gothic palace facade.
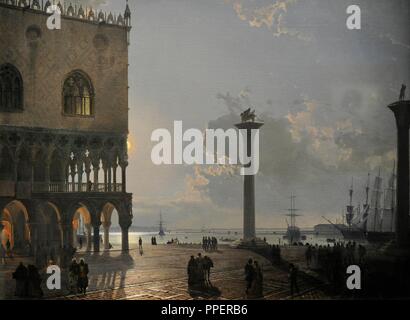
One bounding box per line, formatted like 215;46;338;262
0;0;133;255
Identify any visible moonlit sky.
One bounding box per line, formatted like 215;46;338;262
82;0;409;229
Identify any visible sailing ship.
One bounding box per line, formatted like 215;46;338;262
283;194;305;243
158;211;165;237
329;164;396;242
339;178;367;240
365;165;396;242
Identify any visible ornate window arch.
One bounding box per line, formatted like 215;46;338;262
63;70;94;116
0;64;23;112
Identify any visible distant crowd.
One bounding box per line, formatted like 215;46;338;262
304;241;366;289
267;241;369;296
202;237;218;251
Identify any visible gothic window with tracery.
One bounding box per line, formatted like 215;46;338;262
63;71;94;116
0;64;23;112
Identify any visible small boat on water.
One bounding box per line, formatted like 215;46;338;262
219;237;235;242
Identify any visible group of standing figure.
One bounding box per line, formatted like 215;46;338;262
12;262;43;298
187;253;214;288
151;237;158;245
244;258;263;298
305;242;366;289
202;237;218;251
68;258;90;295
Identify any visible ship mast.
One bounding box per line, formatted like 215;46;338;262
286;193;300;228
373;168;382;232
358;173;371;231
365;173;370;208
346;178;354;227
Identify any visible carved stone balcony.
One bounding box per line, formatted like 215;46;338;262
32;182;123;193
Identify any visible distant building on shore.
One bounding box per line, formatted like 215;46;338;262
313;224;344;237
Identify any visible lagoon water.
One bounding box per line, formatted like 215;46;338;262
107;229;336;249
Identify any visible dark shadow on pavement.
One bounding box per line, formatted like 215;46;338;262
188;282;221;299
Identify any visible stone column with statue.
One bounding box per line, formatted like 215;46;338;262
235;109;268;248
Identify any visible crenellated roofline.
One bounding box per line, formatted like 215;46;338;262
0;0;131;29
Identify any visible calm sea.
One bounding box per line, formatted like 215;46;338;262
107;229;337;249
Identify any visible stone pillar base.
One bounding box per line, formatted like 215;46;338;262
231;238;270;249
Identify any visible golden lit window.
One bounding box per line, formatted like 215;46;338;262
63;71;94;116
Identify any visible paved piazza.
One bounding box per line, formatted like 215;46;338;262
0;245;330;300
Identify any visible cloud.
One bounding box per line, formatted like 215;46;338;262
216;88;252;114
225;0;311;41
184;87;399;227
129;83;400;228
125;0;408;229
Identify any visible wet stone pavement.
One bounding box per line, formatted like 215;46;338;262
1;245;331;300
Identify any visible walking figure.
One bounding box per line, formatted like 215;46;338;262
399;84;406;101
139;237;143;255
187;255;197;287
288;263;299;296
13;262;28;297
203;255;214;284
195;253;205;287
253;261;263;298
202;237;207;251
68;259;79;294
77;259;89;295
27;265;43;298
244;258;255;296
